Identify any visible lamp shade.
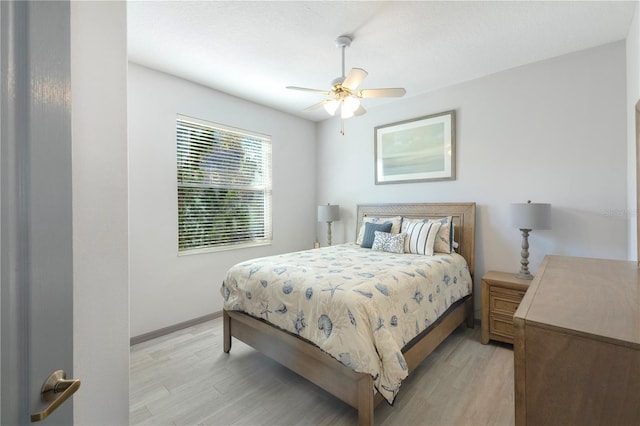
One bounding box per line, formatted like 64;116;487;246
318;204;340;222
509;202;551;230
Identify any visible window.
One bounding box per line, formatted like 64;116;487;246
176;115;272;254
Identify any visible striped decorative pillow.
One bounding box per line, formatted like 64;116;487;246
402;216;454;254
403;221;442;255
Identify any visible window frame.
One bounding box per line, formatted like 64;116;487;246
176;114;272;255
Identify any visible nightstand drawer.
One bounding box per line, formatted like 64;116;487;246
490;314;515;340
490;292;523;316
490;285;527;299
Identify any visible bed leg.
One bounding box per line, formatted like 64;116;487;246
466;296;475;328
357;376;374;426
223;310;231;353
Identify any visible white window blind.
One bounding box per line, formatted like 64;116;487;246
176;115;272;254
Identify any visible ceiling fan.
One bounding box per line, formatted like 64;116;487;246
286;35;406;120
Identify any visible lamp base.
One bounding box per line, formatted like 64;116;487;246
515;271;534;280
517;228;534;280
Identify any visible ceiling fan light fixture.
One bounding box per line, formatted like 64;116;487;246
340;103;355;119
343;95;360;113
323;99;340;116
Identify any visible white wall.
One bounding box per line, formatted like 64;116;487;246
627;2;639;261
128;64;316;337
317;42;628;317
71;1;129;424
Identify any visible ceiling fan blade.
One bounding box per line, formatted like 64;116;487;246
357;88;406;98
304;99;330;111
342;68;368;91
286;86;331;95
353;104;367;116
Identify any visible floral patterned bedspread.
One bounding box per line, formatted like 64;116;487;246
221;243;472;404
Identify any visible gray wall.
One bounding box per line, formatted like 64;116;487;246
316;42;628;317
128;64;317;337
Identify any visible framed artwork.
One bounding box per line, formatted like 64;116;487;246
374;110;456;184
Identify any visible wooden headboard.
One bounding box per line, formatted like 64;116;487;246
356;203;476;276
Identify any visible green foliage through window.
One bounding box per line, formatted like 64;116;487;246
177;115;272;253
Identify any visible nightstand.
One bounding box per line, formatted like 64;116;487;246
481;271;530;345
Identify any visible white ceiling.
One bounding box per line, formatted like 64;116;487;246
128;1;636;122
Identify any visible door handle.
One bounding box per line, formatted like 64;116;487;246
30;370;81;422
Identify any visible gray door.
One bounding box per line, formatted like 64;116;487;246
1;1;75;424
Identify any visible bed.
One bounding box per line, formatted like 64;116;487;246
222;202;476;426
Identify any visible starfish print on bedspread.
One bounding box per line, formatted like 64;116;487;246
322;283;344;297
260;302;272;320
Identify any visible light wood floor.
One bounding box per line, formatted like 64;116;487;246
130;318;515;425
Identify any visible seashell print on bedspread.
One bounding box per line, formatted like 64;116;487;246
221;243;472;404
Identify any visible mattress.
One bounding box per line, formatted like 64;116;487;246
221;243;472;403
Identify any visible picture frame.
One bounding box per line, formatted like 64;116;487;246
374;110;456;184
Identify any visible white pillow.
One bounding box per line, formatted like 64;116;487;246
371;231;405;254
427;216;453;254
404;221;442;256
356;216;402;244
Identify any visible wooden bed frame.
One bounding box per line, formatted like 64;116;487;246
223;202;476;426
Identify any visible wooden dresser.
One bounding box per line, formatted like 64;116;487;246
513;255;640;426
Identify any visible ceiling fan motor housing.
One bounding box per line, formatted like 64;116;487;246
331;76;346;88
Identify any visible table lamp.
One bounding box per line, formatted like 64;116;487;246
509;201;551;280
317;204;340;246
